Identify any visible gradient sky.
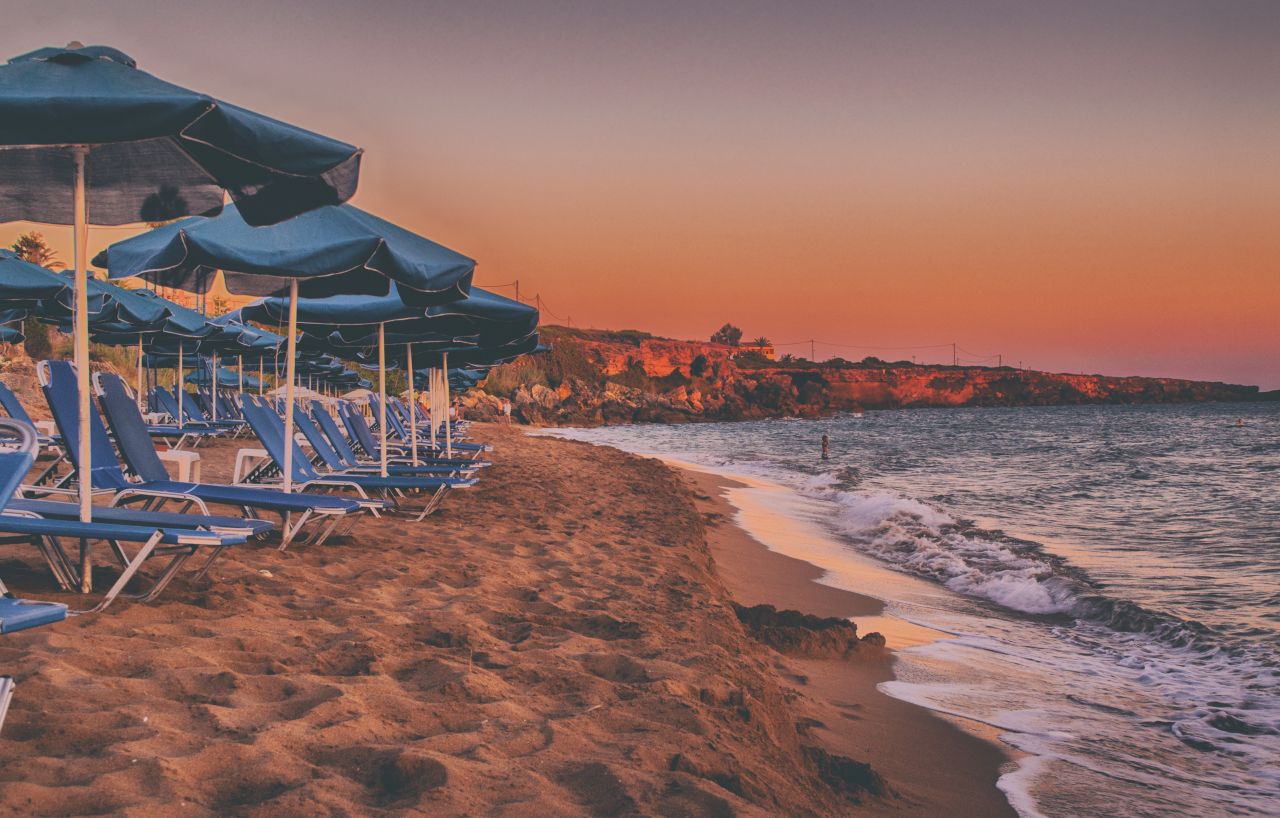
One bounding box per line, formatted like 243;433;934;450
3;1;1277;387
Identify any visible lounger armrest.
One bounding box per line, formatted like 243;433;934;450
110;488;213;517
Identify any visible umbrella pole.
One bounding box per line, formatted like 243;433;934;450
137;336;144;412
211;352;218;421
283;279;298;493
259;357;264;397
71;145;92;591
378;323;387;477
407;344;417;465
178;345;184;426
238;355;243;400
443;353;452;459
430;369;437;449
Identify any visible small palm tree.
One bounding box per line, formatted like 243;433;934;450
750;336;771;347
10;231;63;269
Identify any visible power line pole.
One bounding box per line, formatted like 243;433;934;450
952;342;957;366
515;279;520;303
810;339;815;360
998;353;1002;367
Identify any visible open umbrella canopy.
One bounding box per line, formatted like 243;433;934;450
37;277;214;339
95;203;475;301
0;249;80;306
392;333;543;371
238;285;538;346
186;367;264;389
0;44;362;226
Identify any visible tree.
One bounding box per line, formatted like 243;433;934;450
210;294;231;316
710;323;742;346
750;336;771;347
10;232;60;359
10;231;62;269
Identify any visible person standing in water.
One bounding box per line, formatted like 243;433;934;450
821;434;830;460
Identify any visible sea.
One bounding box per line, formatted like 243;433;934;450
549;402;1279;818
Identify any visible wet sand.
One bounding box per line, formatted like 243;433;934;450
677;466;1017;818
0;423;1012;816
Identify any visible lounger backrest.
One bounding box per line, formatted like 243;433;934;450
291;404;345;471
0;419;36;511
389;398;413;435
182;390;211;422
152;388;180;422
240;397;321;483
340;401;380;458
95;373;172;483
0;382;35;426
38;361;131;491
310;401;360;468
217;393;241;419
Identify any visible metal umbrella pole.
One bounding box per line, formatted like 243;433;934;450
378;322;388;477
177;344;184;431
443;352;452;458
71;146;92;590
407;343;418;465
281;279;298;492
136;335;145;412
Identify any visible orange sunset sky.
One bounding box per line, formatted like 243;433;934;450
3;1;1277;387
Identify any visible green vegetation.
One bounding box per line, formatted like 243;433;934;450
9;232;60;360
480;340;603;398
710;323;742;346
689;354;709;377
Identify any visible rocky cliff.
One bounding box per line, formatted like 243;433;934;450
459;327;1273;426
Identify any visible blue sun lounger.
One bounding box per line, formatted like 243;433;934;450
297;401;480;477
0;380;66;486
1;571;67;735
371;393;488;454
338;401;483;468
311;400;488;473
149;388;224;447
0;418;248;612
45;363;365;548
176;388;244;433
241;396;475;520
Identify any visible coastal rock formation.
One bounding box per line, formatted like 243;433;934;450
460;327;1273;426
732;603;886;660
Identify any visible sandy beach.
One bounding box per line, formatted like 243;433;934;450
0;424;1012;816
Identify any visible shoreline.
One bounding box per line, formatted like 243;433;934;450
666;458;1019;818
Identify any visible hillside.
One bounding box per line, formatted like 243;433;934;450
461;327;1274;425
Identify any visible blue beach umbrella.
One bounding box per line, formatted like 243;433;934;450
0;43;362;555
98;204;477;488
186;367;264;390
0;249;79;305
96;203;473;301
238;286;537;466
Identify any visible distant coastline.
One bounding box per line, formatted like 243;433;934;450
461;326;1277;426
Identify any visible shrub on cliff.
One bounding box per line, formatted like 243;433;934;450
653;368;691;392
542;340;603;388
690;354;708;377
481;357;548;397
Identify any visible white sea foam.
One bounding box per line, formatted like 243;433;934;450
547;414;1280;817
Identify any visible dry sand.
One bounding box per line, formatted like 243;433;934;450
0;423;1012;816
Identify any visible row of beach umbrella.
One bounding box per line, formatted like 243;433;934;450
0;42;540;590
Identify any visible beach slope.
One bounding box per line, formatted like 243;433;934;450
0;425;1010;816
